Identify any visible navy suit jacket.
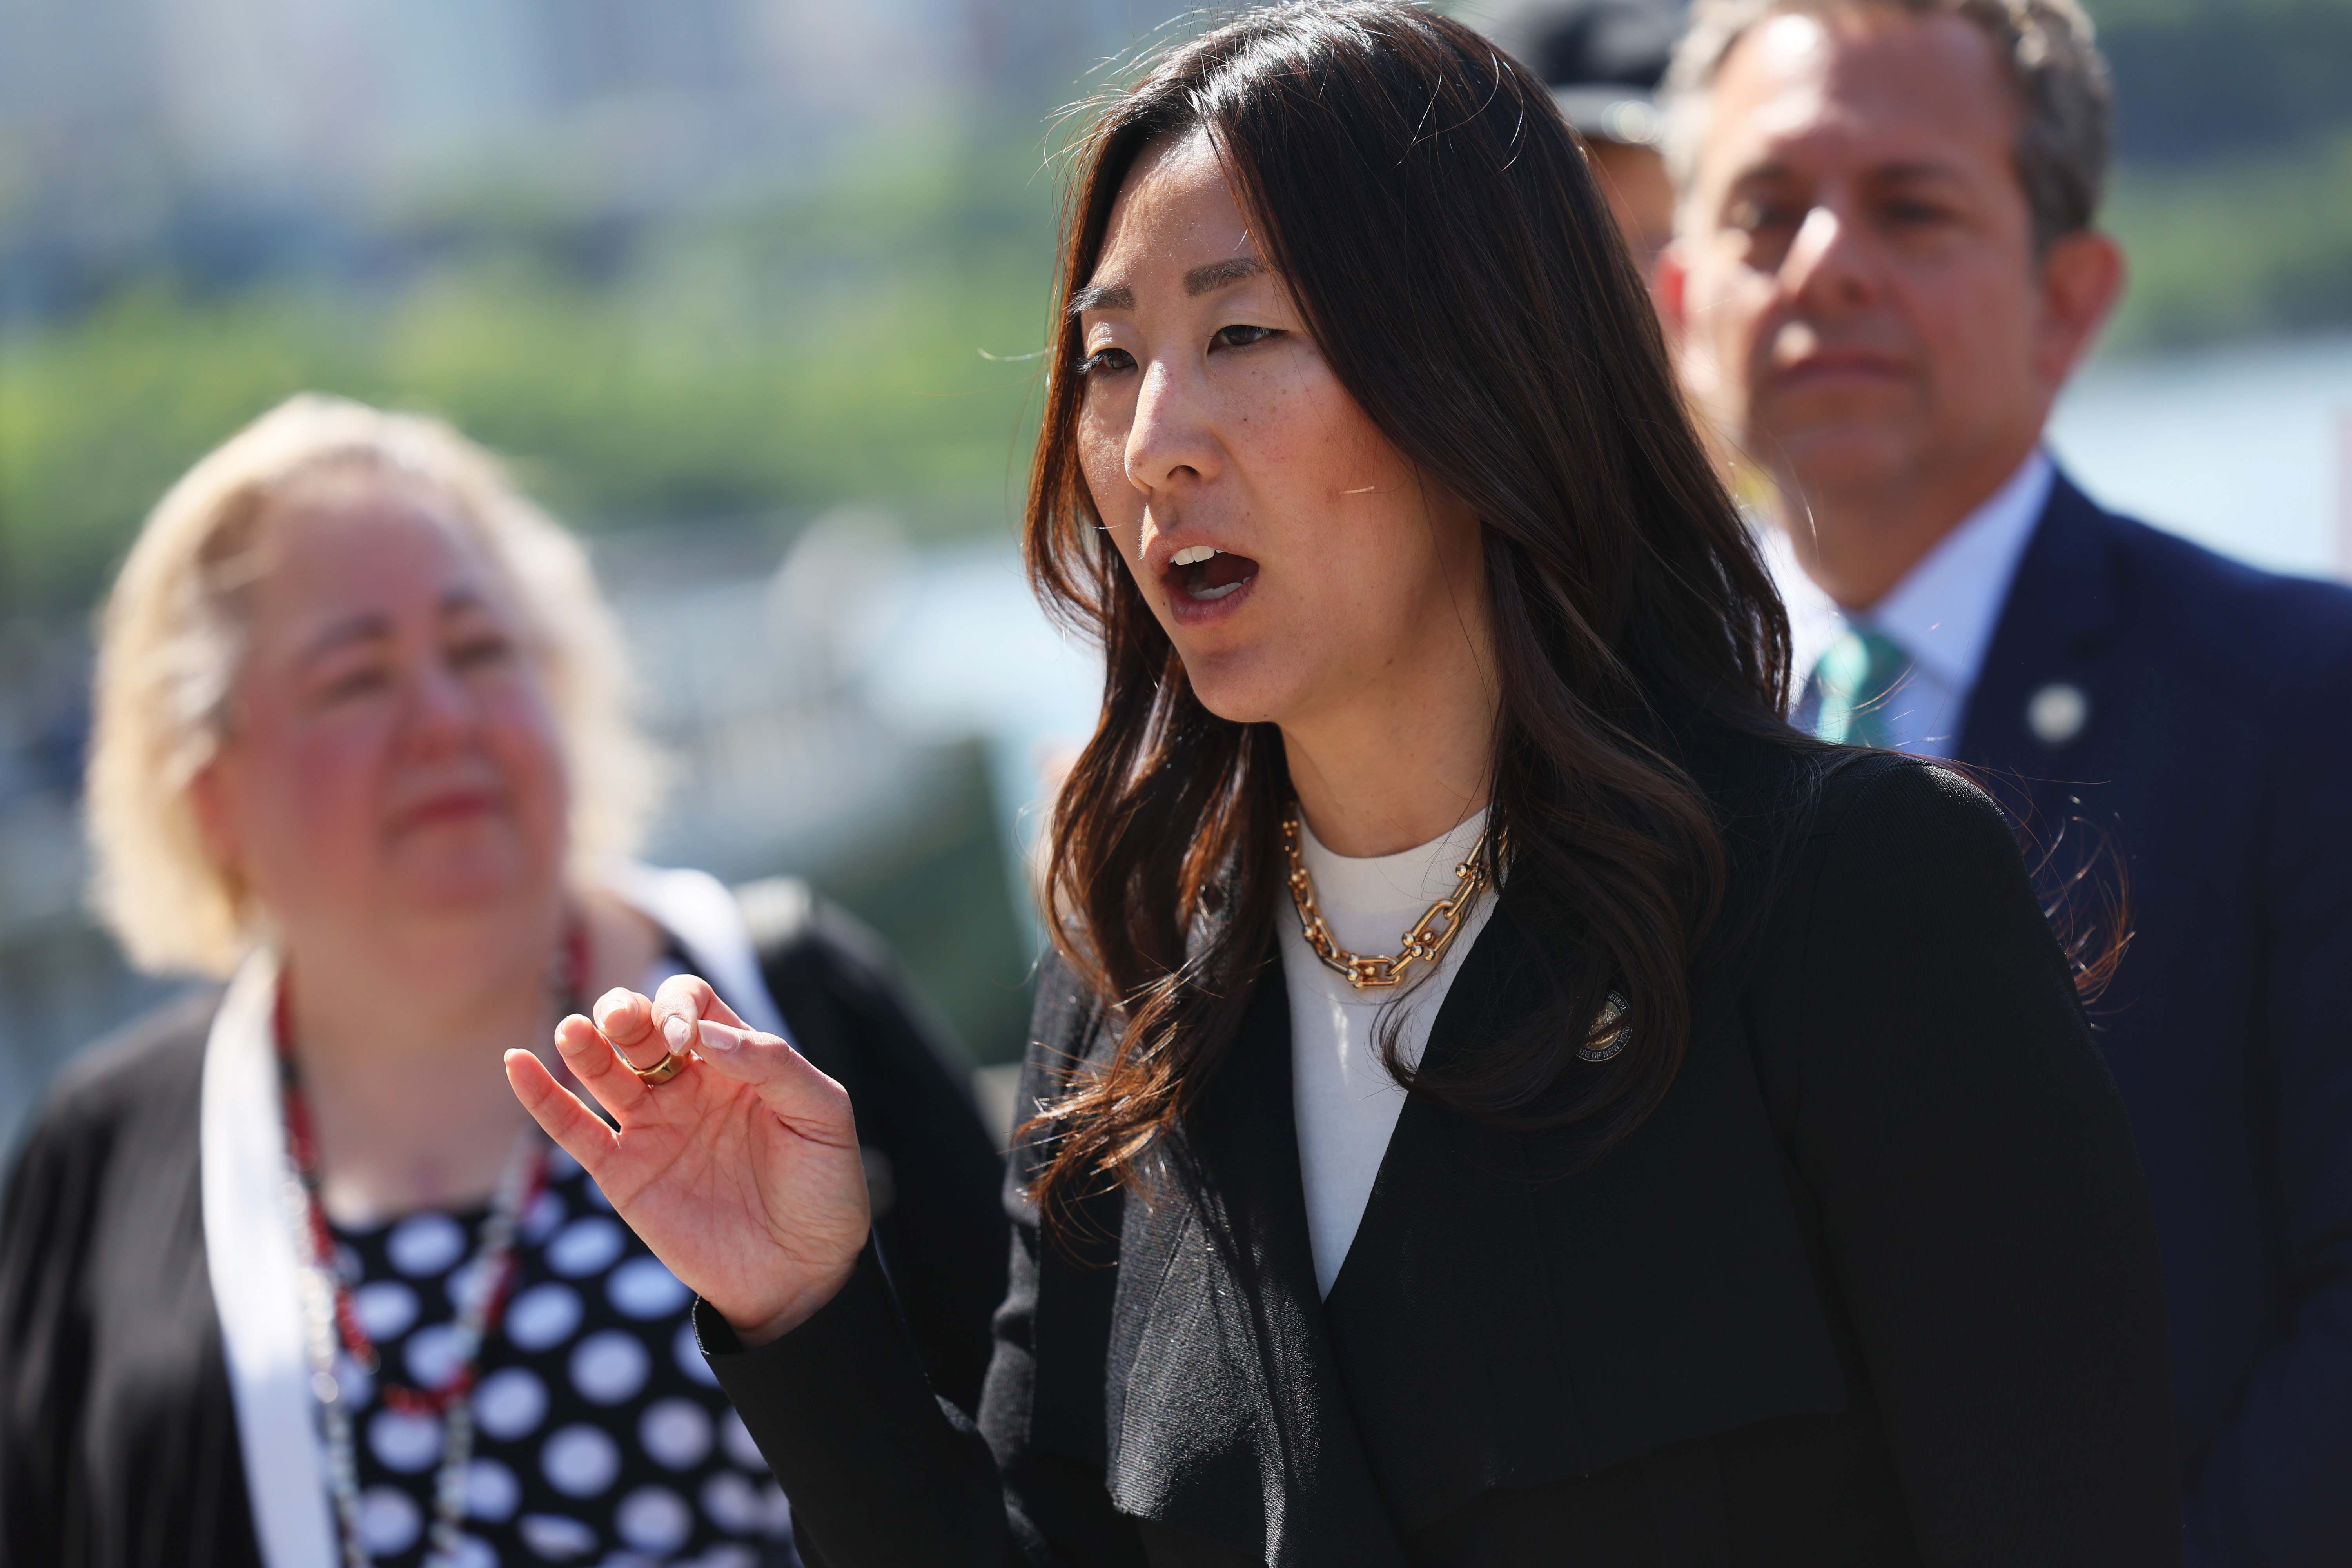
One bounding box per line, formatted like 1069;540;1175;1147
1958;471;2352;1566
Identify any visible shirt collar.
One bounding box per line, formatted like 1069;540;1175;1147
1768;448;2053;697
1867;450;2052;693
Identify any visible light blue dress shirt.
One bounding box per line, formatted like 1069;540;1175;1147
1771;451;2054;758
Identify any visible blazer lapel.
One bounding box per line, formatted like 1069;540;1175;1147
1063;853;1853;1552
1102;956;1412;1568
1958;470;2119;848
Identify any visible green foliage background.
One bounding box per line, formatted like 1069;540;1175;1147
2;0;2349;619
2094;0;2352;348
0;128;1065;614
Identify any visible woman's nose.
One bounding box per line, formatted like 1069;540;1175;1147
402;656;477;752
1123;360;1221;495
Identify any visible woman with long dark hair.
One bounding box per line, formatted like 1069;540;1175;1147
508;5;2181;1563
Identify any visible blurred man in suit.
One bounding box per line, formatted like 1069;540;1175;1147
1656;1;2352;1560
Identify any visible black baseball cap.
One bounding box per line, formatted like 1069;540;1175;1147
1480;0;1691;146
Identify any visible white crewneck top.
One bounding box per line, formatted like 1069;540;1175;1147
1280;807;1496;1298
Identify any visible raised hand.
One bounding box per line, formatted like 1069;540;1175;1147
504;974;870;1346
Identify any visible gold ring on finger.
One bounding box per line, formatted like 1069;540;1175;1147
632;1049;686;1086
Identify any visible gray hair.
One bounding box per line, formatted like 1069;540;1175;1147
1663;0;2112;250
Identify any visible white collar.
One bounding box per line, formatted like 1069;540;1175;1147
198;952;328;1567
1774;449;2052;697
202;863;788;1568
1867;450;2052;692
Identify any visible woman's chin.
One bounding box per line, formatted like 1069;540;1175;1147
385;845;552;924
1177;649;1301;728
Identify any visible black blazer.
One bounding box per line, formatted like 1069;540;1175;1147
704;747;2184;1567
1956;474;2352;1565
0;885;1007;1568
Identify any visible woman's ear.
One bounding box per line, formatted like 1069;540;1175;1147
186;755;242;881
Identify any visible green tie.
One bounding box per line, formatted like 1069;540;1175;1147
1809;628;1911;749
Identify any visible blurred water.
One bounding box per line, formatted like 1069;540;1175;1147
849;538;1102;939
2050;332;2352;579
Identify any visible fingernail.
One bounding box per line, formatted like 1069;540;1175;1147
697;1019;744;1053
661;1014;692;1053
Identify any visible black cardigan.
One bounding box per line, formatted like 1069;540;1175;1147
0;886;1008;1568
701;750;2183;1567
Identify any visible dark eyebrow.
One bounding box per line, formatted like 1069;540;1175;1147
1184;256;1265;295
1066;256;1269;318
1732;157;1966;189
1067;281;1134;317
1866;159;1969;187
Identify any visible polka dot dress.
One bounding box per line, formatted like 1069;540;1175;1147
325;1148;802;1567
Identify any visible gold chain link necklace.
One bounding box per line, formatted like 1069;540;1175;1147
1280;804;1495;990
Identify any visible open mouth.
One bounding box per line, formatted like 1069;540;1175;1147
1166;544;1259;603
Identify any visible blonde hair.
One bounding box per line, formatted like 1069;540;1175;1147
87;393;663;976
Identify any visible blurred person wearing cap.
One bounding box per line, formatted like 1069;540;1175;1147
1658;1;2352;1561
1485;0;1687;285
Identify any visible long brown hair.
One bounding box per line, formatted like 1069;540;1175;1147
1024;2;1797;1219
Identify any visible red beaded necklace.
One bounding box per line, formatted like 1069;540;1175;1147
273;918;584;1414
276;919;589;1566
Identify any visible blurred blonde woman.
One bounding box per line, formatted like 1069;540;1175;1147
0;395;1006;1568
